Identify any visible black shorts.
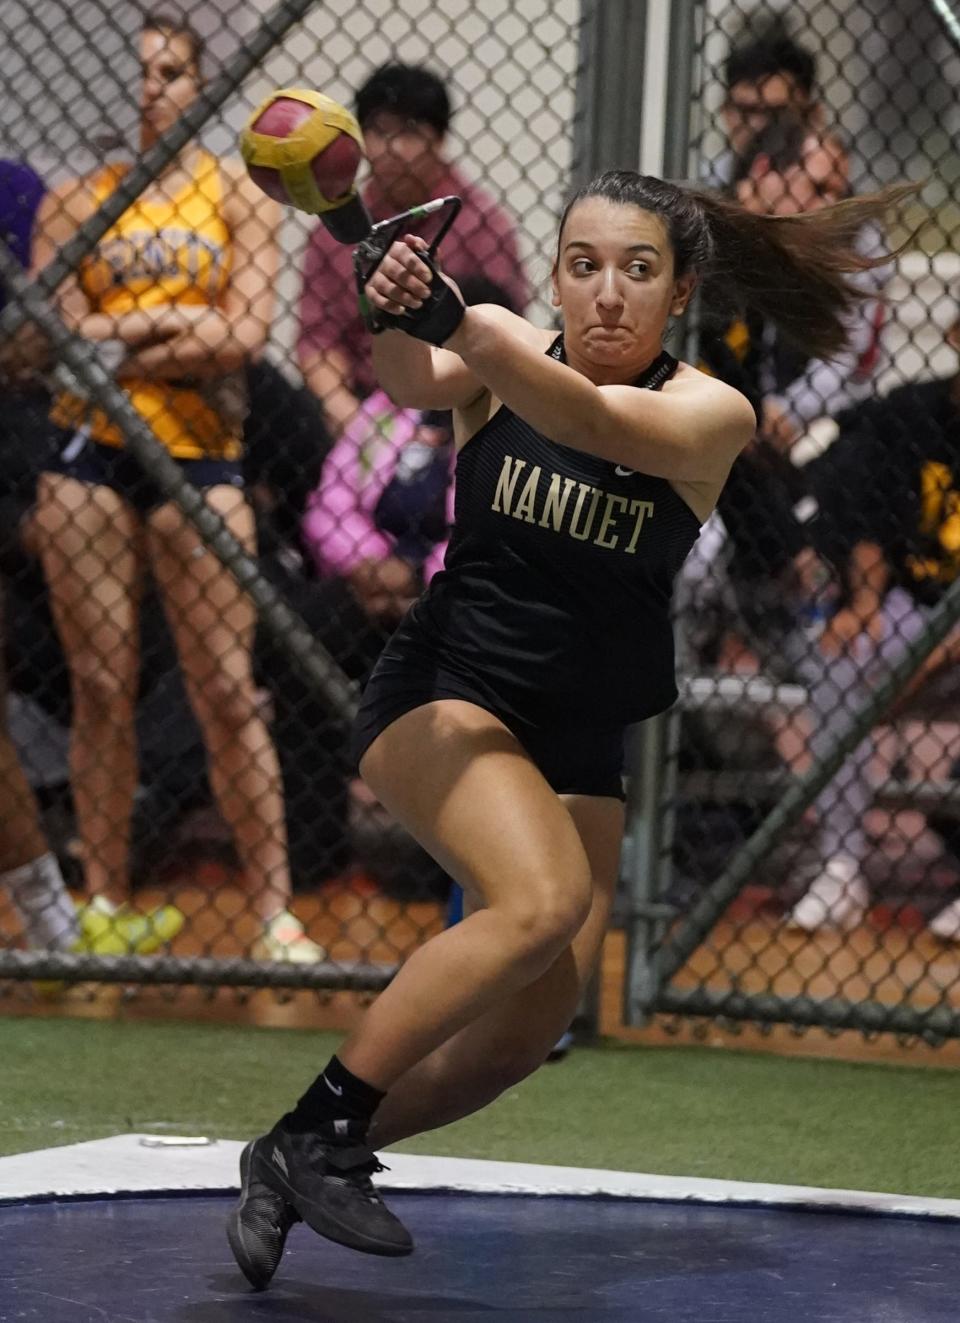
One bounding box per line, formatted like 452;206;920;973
353;655;627;801
45;430;244;516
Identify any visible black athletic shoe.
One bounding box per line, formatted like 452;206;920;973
250;1120;414;1258
226;1140;301;1290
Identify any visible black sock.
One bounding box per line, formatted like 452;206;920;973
281;1055;386;1136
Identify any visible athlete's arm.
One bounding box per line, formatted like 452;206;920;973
366;238;754;479
370;326;481;411
447;305;756;483
367;235;539;410
371;306;548;413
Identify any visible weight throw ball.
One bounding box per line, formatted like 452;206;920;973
239;88;365;215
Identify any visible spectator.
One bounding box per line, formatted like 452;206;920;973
297;62;530;436
707;13;825;193
29;14;324;961
682;114;893;676
304;400;453;626
705;113;890;452
297;277;519;899
302;278;514;628
244;355;332;566
786;313;960;934
0;157;79;956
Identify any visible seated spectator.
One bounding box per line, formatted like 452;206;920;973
785;310;960;933
704;115;889;452
297;62;530;436
304;397;453;629
675;106;898;902
681;113;893;678
299;277;518;900
303;277;516;634
707;12;826;194
244;355;331;566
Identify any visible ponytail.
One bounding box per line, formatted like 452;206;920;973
694;183;917;360
559;172;919;364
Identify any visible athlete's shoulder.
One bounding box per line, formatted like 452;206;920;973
668;358;755;407
663;360;758;449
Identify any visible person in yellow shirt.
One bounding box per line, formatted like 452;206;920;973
30;13;323;962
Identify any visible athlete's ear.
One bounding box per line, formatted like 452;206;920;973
670;272;697;318
947;319;960;353
550;264;561;308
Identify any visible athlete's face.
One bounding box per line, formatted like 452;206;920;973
140;28;201;146
552;198;694;379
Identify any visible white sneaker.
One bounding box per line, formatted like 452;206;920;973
786;856;868;931
252;910;326;963
929;897;960;941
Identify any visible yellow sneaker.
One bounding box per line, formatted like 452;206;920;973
32;933;85;999
77;896;185;955
253;910;326;963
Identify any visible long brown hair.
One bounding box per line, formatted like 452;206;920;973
557;171;918;361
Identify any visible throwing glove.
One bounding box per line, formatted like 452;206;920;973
377;249;466;346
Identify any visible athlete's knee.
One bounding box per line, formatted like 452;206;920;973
501;872;592;966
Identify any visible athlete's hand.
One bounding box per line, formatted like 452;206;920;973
364;236;434;318
364;236;465;346
365;235;464;313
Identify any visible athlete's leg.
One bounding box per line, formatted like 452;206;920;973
344;701;595;1090
147;487;294;927
34;473;142;906
368;792;624;1146
229;704;601;1268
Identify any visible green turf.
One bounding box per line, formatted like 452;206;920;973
3;1015;959;1198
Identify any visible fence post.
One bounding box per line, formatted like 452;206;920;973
620;0;702;1026
571;0;647;186
623;710;683;1024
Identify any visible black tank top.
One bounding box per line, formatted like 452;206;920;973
384;335;702;727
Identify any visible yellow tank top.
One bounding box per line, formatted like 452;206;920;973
52;151;244;459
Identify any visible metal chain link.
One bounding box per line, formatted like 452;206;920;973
0;0;580;996
630;1;960;1042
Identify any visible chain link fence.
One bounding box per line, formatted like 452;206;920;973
626;0;960;1042
4;0;960;1047
0;0;586;993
